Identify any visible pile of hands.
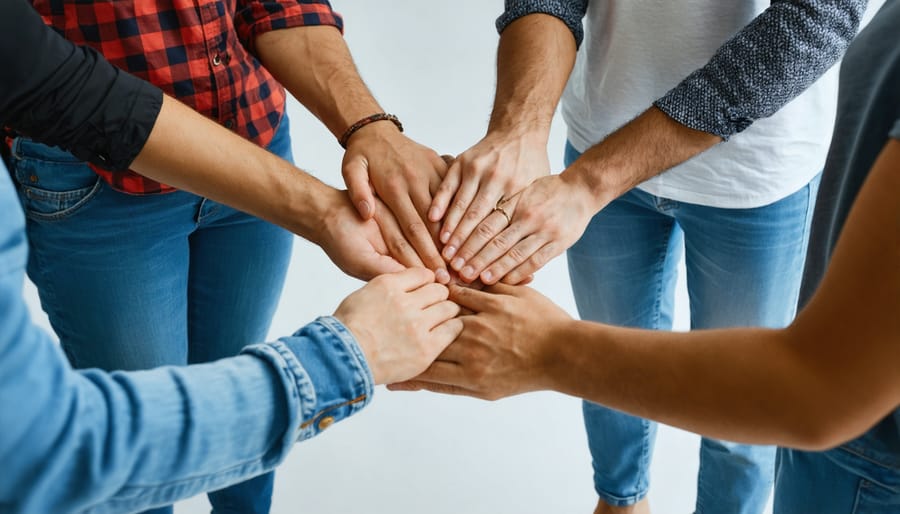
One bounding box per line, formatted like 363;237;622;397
321;125;595;400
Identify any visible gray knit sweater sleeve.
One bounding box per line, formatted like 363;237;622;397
498;0;866;140
655;0;866;139
496;0;589;47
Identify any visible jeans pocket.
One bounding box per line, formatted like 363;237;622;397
852;479;900;514
10;138;103;220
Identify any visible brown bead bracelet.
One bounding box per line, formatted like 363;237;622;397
338;113;404;148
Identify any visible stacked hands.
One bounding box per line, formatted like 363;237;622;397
321;123;597;400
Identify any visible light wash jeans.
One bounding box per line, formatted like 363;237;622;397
7;116;295;514
564;142;819;513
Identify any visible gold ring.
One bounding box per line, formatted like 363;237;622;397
492;205;511;224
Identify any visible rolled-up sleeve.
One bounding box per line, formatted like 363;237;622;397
496;0;589;47
655;0;866;140
235;0;344;53
0;0;162;171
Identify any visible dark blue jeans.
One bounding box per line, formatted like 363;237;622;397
9;116;296;514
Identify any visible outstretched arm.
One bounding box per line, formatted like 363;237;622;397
254;23;451;281
397;138;900;451
450;0;866;285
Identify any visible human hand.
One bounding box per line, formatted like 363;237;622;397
334;268;463;385
342;124;450;283
388;283;570;400
313;187;419;281
446;174;597;285
430;132;550;262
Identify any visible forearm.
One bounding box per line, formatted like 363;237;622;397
548;141;900;450
549;322;833;448
131;95;338;242
4;290;371;514
562;107;722;211
254;25;385;140
488;13;578;141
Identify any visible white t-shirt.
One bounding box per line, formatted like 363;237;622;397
561;0;839;208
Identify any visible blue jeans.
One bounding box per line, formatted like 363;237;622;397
8;117;295;514
774;426;900;513
564;142;819;513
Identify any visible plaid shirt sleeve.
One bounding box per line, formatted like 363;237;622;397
235;0;344;53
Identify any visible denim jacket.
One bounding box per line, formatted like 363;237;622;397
0;165;374;514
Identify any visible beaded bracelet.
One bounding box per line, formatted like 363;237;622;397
339;113;404;148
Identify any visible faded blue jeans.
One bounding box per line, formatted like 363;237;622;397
564;141;819;513
8;116;296;514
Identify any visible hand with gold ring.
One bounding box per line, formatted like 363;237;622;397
447;174;598;285
429;131;551;266
492;197;512;225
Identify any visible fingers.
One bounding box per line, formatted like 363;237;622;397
439;170;480;250
443;184;506;262
449;210;519;282
483;282;521;296
429;160;462;223
498;242;559;285
448;284;503;312
374;200;425;269
354;254;407;281
429;316;464;345
386;380;475;397
476;235;545;285
381;267;436;292
389;199;450;283
342;156;376;220
421;301;461;331
410;282;451;307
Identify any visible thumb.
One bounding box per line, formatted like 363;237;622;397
449;284;499;312
342;154;376;220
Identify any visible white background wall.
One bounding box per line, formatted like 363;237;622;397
20;1;883;512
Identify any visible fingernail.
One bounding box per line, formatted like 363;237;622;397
451;257;465;271
429;207;441;222
435;268;451;284
441;231;451;244
357;201;371;218
443;244;456;259
482;270;493;283
461;266;475;279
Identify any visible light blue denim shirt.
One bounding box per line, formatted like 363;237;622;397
0;165;374;514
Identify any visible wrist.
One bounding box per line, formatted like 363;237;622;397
341;113;403;149
534;319;574;393
485;118;550;145
285;181;342;244
559;160;616;214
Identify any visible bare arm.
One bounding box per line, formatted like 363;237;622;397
554;140;900;449
434;13;578;265
450;0;864;285
399;140;900;451
132;95;406;280
254;26;451;281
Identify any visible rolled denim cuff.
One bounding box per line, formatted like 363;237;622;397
242;316;373;444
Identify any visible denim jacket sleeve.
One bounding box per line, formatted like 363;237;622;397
0;170;373;513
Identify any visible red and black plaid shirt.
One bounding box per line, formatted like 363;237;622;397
31;0;343;194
